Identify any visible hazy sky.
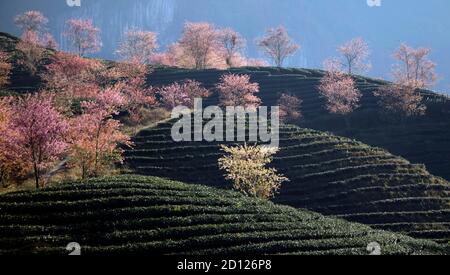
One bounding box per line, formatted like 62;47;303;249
1;0;449;93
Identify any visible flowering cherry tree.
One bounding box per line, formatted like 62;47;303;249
152;24;243;69
157;82;190;109
14;11;48;34
216;74;261;109
69;86;131;178
0;98;25;186
42;52;104;111
15;11;57;50
338;38;371;74
257;26;299;67
218;28;246;68
64;19;102;56
8;95;69;188
44;52;103;93
374;84;426;117
122;77;157;122
178;22;221;69
152;43;189;67
393;44;437;89
375;44;436;117
158;79;210;109
116;30;158;64
15;31;47;76
278;93;303;123
0;51;11;88
182;79;211;106
318;64;362;115
111;61;158;122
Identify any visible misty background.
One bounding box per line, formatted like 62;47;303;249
0;0;449;93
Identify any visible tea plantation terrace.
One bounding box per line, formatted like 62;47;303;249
146;67;450;181
124;120;450;245
0;176;446;255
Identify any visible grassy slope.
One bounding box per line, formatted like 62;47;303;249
0;175;446;255
125;120;450;244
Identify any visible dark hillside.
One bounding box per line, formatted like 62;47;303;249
146;67;450;181
125;120;450;244
0;32;53;95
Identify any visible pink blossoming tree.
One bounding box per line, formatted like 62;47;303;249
216;74;261;109
15;11;57;50
64;19;102;56
178;22;221;69
15;31;47;76
69;85;132;178
393;44;437;89
338;37;371;74
257;26;299;67
14;11;48;34
218;28;246;68
318;62;362;116
116;30;159;64
112;61;158;122
158;79;210;109
375;44;436;117
374;83;426;117
8;95;69;188
0;98;26;186
0;51;11;88
42;52;104;112
278;93;303;123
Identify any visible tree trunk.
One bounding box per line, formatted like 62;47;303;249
31;146;40;189
94;124;102;177
226;56;232;68
33;162;40;189
0;168;7;188
82;162;86;180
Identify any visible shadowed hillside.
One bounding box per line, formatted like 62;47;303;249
0;32;54;94
125;120;450;244
0;175;446;255
146;67;450;181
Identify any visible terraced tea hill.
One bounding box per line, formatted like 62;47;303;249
0;175;445;255
125;120;450;244
147;67;450;181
